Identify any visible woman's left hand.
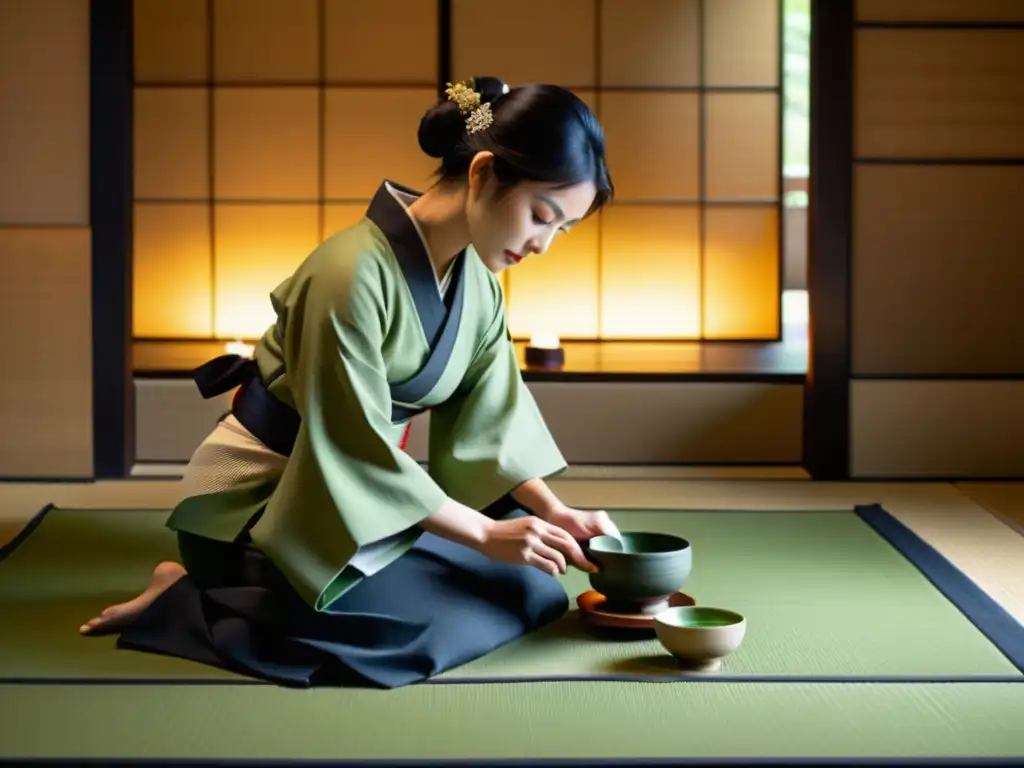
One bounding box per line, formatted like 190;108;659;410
540;505;620;542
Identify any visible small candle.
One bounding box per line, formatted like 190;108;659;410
528;333;561;350
524;332;565;369
225;340;255;358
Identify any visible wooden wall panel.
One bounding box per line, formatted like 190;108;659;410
0;0;92;478
852;381;1024;478
856;29;1024;158
852;165;1024;376
0;0;90;226
847;13;1024;479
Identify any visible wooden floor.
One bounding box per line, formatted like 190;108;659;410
2;474;1022;628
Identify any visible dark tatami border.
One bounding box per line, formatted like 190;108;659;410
0;503;55;564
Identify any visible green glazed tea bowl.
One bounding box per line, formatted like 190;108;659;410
583;532;692;614
654;606;747;672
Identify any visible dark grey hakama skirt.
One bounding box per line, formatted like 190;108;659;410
115;497;569;689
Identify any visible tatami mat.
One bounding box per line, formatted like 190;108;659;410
2;477;1024;628
2;476;1023;764
7;506;1021;683
2;681;1023;762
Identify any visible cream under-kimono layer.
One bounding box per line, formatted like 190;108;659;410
166;181;567;612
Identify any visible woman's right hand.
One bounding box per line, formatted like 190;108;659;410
478;516;598;576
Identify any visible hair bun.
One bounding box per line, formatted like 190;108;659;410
417;99;463;159
417;75;510;159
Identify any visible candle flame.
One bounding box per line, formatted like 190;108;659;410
528;333;561;350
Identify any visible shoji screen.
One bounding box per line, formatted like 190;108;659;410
132;0;439;341
453;0;782;341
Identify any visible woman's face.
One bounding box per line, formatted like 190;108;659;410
465;153;598;273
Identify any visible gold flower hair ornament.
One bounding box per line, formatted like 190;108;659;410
445;80;509;134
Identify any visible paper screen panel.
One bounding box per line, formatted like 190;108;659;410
600;0;699;87
451;0;595;87
212;0;318;82
506;215;600;340
325;88;439;200
323;203;369;240
213;88;319;199
600;93;700;201
599;205;701;339
704;0;779;87
134;87;208;199
856;29;1024;158
133;0;208;83
705;93;779;200
325;0;437;84
213;204;320;339
852;165;1024;376
133;203;213;338
856;0;1024;22
703;206;780;339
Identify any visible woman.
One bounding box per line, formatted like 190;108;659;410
80;76;618;689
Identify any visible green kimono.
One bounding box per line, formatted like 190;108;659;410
166;180;567;612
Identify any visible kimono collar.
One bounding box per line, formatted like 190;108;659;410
365;181;466;348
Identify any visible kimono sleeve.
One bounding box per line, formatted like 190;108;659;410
282;254;451;559
426;285;567;511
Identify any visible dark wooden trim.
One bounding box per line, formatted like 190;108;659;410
857;157;1024;166
774;0;785;343
316;0;327;243
593;0;603;338
134;80;439;89
89;0;135;479
132;81;782;94
697;0;707;338
133;369;805;385
803;0;854;480
205;0;216;340
132;335;803;348
132;197;787;206
852;373;1024;381
438;0;451;91
519;372;804;385
855;21;1024;30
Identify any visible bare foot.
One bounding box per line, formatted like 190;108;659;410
79;561;187;636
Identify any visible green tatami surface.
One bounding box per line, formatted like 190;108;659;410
1;681;1023;762
0;507;1019;682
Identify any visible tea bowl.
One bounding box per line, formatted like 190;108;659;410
583;532;692;615
654;606;746;672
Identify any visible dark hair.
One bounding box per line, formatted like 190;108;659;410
417;76;613;216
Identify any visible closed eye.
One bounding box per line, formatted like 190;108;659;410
533;214;572;234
